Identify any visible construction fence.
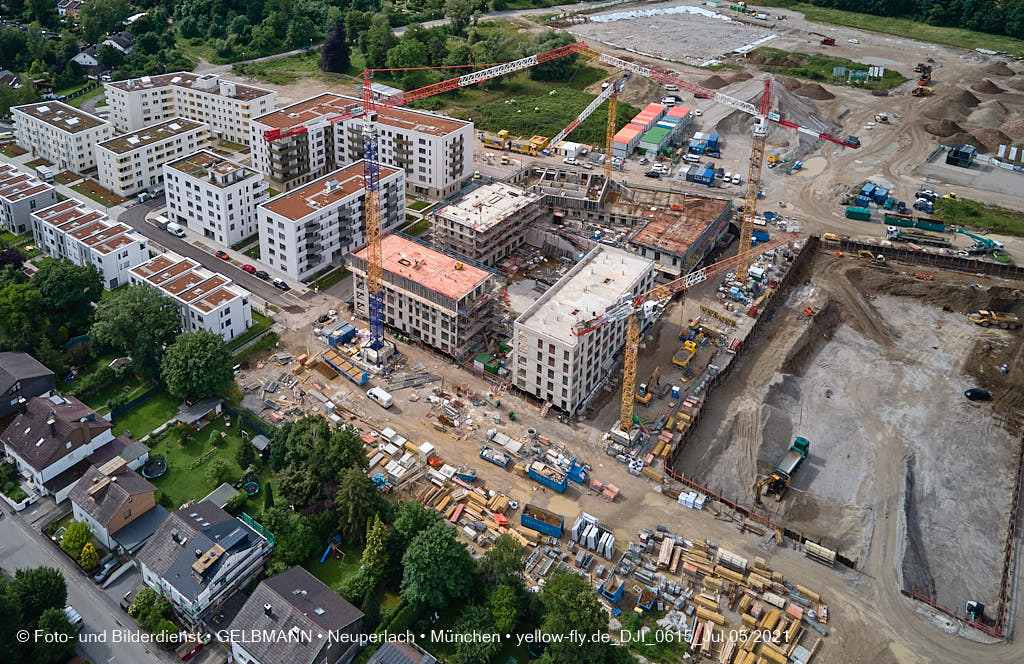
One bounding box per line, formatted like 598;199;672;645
824;236;1024;279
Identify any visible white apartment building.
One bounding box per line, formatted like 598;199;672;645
164;151;268;247
258;161;404;281
0;163;56;234
31;198;148;289
432;182;543;267
96;118;210;197
250;93;472;197
513;245;655;416
347;233;495;357
129;252;253;342
12;101;113;173
104;72;276;145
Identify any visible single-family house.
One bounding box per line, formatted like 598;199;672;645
69;457;157;549
0;352;55;418
366;642;438;664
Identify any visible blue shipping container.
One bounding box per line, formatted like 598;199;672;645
861;182;876;197
872;187;889;204
521;504;564;537
528;462;568;493
855;195;871;207
752;230;770;242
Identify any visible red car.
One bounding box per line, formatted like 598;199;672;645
215;250;230;260
241;264;256;274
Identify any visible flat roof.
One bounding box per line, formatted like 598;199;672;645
630;195;731;256
130;251;246;311
351;234;492;302
106;72;273;102
13;101;108;133
436;182;539;232
517;245;653;345
262;162;398;222
640;127;671;143
166;150;251;187
99;118;206;154
130;252;199;285
255;92;468;137
0;164;52;202
613;126;642;143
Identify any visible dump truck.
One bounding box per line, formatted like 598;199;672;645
479;445;511;468
521;504;564;537
754;437;809;504
672;340;697;368
886;226;951;248
968;311;1021;330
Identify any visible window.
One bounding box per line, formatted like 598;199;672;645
123;509;131;519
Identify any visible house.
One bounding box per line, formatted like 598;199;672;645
102;32;136;55
72;45;99;70
227;566;364;664
174;398;223;430
0;352;56;417
0;69;21;88
68;457;157;549
136;500;272;628
57;0;85;18
366;642;437;664
0;395;114;502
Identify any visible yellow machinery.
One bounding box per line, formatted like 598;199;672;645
672;340;697;369
912;87;933;97
500;155;510;165
857;250;885;265
968;311;1021;330
635;366;660;404
766;151;782;165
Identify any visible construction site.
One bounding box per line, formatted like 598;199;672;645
221;6;1024;663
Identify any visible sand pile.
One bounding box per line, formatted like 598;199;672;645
794;83;835;100
944;131;984;148
925;119;964;137
1009;78;1024;91
922;99;968;122
966;100;1009;126
949;89;982;107
972;79;1005;94
700;75;730;89
1000;119;1024;138
968;126;1011;149
984;61;1015;77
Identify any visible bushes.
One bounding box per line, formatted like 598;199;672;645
79;543;100;570
66;365;115;400
60;521;92;558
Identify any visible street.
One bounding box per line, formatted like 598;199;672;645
0;508;169;664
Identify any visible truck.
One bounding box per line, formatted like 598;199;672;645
754;437;809;504
521;504;564;537
479;445;510;468
885;226;952;248
845;206;871;221
968;311;1021;330
528;460;568;493
35;165;53;182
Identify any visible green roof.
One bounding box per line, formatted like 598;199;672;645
639;126;671;144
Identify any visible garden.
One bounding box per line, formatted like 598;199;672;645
1;461;29;504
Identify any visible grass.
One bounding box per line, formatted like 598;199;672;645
217;139;247;151
244;244;261;259
54;171;79;185
66;85;104;109
0;144;27;157
567;64;609;91
267;187;280;198
228;310;275;351
111;390;181;438
0;230;34;248
752;46;906;90
402;219;430;237
408;200;430;211
235;331;280;363
934;198;1024;237
55;80;94;97
782;3;1024;58
81;373;152;416
26;158;51;168
233;51;324;85
307;267;351;292
302;542;364;591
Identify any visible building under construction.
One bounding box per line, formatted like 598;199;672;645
431;182;543;268
628;195;733;278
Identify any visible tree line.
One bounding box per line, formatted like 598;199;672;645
796;0;1024;40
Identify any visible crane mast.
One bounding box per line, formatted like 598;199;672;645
362;77;385;361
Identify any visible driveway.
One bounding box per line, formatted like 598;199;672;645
0;508;170;664
118;200;303;311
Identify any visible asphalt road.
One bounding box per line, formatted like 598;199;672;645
118;201;300;311
0;509;169;664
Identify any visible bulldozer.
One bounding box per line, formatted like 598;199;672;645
858;249;886;265
968;311;1022;330
912;87;933;97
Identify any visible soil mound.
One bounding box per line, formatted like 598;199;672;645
972;78;1005;94
1009;77;1024;91
1000;119;1024;138
944;131;984;148
966;100;1009;127
984;61;1016;77
794;83;834;100
924;119;964;137
922;99;967;122
968;126;1011;149
949;89;982;107
700;75;730;90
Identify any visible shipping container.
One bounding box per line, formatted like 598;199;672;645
521;504;564;537
845;206;872;221
601;574;624;604
479;445;511;468
883;213;914;227
914;219;946;233
528;461;568;493
854;195;871;208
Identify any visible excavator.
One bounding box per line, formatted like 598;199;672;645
857;249;886;265
635;366;660;404
912;87;933;97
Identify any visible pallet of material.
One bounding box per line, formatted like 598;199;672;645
754;556;770;572
796;585;821;603
741;613;757;628
669;545;683;574
714;565;745;584
658;538;675;569
747;573;769;592
760;643;789;664
695;606;725;625
763;591;787;609
759;609;780;631
693;594;719;611
738;594;753;614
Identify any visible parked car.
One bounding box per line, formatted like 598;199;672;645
638;157;649;165
241;264;256;274
272;279;290;291
215;250;230;260
644;170;661;178
693;109;703;117
92;557;119;584
964;388;991;401
255;270;270;280
563;157;579;166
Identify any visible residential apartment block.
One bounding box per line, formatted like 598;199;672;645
12;101;112;173
104;72;276;145
96;118;210;197
258;162;404;281
347;233;495;357
129;252;253;342
513;245;655;415
31;198;149;289
250;93;472;197
628;195;732;278
0;163;56;234
164;151;268;247
137;500;272;628
432;182;543;267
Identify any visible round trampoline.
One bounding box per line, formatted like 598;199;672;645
242;481;259;496
141;454;167;479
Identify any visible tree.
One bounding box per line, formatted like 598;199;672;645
90;284;180;379
320;22;350;73
362;13;397;69
392;501;441;547
161;330;234;399
33;337;68;381
386;38;430;89
263;481;274;509
59;520;92;558
335;467;381;543
0;586;21;661
360;587;380;631
452;604;501;664
236;439;256;470
206;459;232;486
79;0;132;43
489;0;508;10
0;282;44;351
528;31;578;81
32;608;77;664
79;542;100;570
260;506;318;574
362;514;389;578
400;521;475;608
276;465;319;510
337;567;377;605
97;43;124;69
489;583;520;633
32;260;103;336
539;571;624;664
9;567;66;625
445;0;474;34
0;247;23;270
479;534;523;588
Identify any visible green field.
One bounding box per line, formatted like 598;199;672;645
934;198;1024;237
233;51;328;85
753;47;906;90
66;86;104;109
111;391;181;438
228;310;275;351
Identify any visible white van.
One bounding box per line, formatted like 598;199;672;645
664;84;679;91
166;222;186;238
683;154;701;164
367;387;394;409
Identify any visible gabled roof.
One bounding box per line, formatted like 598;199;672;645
69;462;156;528
0;395;111;472
367;642;437;664
104;31;136;49
0;352;54;394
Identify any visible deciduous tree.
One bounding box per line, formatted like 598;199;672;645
8;567;66;625
59;520;92;558
32;608;77;664
91;283;180;378
319;22;350;73
400;521;475;608
161;330;234;399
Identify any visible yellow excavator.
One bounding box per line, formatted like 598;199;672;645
635;366;660;404
858;249;885;265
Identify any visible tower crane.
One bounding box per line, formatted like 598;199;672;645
573;233;798;432
546;72;630;178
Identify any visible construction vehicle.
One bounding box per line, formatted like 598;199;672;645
886;226;952;248
955;228;1005;252
913;63;932;74
672;340;698;368
942;192;958;200
481;130;508;150
912;86;933;97
809;32;836;45
500;154;510;165
635;366;660;404
754;437;809;504
968;311;1021;330
874;113;890;124
857;249;886;265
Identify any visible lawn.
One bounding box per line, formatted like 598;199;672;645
72;180;128;207
147;417;267;508
54;171;79;185
26;158;51;168
0;144;27;157
934;198;1024;237
307;267;350;292
81;373;152;416
302;542;364;590
752;46;906;90
567;64;610;91
407;200;430;211
217;139;247;151
228;310;275;351
401;219;430;237
243;244;261;259
111;390;181;438
233;51;325;85
66;85;104;109
267;187;280;198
